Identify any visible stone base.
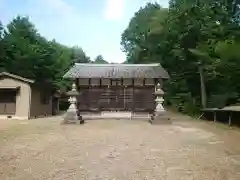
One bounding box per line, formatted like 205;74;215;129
67;116;84;124
79;116;84;124
149;112;171;125
68;119;84;124
63;105;84;125
64;111;78;121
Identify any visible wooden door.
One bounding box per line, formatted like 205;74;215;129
123;87;133;110
77;86;155;112
0;90;16;115
99;87;125;111
133;87;155;112
77;87;102;112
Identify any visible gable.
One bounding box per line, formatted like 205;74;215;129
0;72;34;84
0;76;30;89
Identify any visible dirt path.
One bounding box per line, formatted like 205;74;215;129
0;115;240;180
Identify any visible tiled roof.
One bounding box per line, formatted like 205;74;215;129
63;63;169;79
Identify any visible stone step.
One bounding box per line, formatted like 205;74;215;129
81;111;151;120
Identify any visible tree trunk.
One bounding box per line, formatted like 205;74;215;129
199;66;207;108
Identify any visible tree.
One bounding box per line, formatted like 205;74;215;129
0;20;6;72
70;46;91;64
93;55;108;64
121;0;240;114
121;3;167;63
0;16;80;91
2;16;57;88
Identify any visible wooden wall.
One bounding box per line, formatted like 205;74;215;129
75;78;157;112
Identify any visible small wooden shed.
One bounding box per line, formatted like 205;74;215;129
0;72;59;119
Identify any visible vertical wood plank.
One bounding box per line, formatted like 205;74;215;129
74;78;80;111
88;78;91;110
214;111;217;122
132;79;135;113
88;78;91;87
154;78;158;86
229;112;232;126
75;78;79;91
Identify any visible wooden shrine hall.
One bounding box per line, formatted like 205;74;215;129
63;63;169;114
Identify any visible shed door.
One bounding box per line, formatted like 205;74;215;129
0;89;16;115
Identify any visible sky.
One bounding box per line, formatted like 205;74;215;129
1;0;169;63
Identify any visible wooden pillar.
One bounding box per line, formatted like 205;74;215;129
75;78;79;91
121;78;125;110
75;78;80;110
154;78;158;112
143;78;146;86
88;78;91;87
88;78;91;110
213;111;217;122
228;112;232;126
154;78;158;87
132;79;135;113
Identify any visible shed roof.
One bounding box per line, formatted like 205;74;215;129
0;72;34;83
0;85;20;89
202;106;240;112
63;63;169;79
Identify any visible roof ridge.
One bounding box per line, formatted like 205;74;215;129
64;63;169;79
0;72;34;83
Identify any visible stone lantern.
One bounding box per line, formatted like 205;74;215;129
62;82;84;124
149;83;171;124
155;83;165;112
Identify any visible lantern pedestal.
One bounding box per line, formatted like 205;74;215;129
62;83;84;124
149;83;171;125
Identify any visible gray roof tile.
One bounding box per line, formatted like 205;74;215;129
63;63;169;79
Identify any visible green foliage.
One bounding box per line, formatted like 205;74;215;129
121;3;167;63
0;21;6;72
71;46;91;64
93;55;108;64
121;0;240;114
0;16;91;91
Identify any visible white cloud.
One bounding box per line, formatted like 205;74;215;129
104;0;124;20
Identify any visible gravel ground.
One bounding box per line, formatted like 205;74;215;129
0;113;240;180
